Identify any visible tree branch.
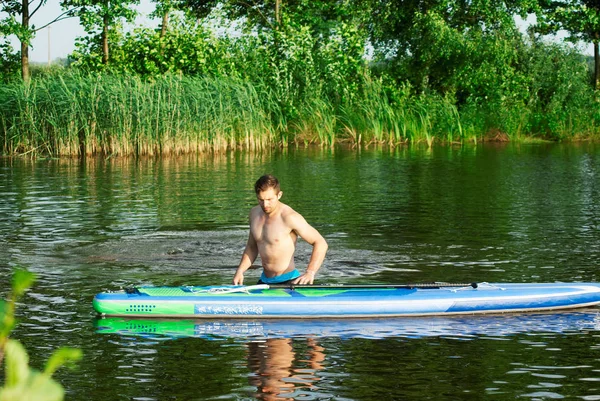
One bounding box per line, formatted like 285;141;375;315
33;9;79;32
29;0;45;19
234;0;274;30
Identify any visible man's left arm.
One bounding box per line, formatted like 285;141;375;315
289;214;328;285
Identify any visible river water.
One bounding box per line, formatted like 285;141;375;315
2;143;600;400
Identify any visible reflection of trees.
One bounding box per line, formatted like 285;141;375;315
246;338;325;400
5;144;599;256
0;154;268;244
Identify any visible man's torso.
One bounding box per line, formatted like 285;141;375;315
250;204;297;277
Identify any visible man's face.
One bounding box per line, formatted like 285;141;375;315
257;188;282;214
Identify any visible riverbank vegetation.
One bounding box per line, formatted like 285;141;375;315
1;0;600;156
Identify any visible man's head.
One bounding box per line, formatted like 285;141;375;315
254;174;280;194
254;174;282;214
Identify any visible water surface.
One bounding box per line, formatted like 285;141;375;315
1;143;600;400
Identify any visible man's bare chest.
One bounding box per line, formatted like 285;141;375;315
252;220;293;245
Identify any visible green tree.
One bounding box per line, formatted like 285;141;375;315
0;0;74;81
114;14;230;76
177;0;368;40
61;0;139;65
177;0;370;107
176;0;218;22
364;0;534;93
533;0;600;89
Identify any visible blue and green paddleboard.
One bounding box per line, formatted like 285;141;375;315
93;282;600;318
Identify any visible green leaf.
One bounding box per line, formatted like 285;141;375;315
12;269;35;298
44;348;83;376
0;371;64;401
0;340;66;401
3;340;29;387
0;314;15;339
0;299;7;324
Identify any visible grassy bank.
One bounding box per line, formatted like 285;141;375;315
1;71;599;157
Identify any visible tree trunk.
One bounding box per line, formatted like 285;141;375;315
159;10;169;57
595;40;600;91
275;0;281;28
21;0;30;82
160;11;169;38
101;14;109;65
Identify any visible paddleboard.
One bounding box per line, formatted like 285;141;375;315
92;282;600;318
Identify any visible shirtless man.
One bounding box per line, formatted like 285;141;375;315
233;175;328;286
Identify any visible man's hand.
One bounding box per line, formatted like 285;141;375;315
292;270;316;285
233;271;244;285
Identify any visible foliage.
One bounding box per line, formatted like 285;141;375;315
176;0;370;104
222;14;369;127
68;2;370;131
175;0;218;21
365;0;532;47
151;0;179;20
0;270;35;344
0;1;36;46
0;0;76;80
61;0;140;65
0;269;82;401
523;39;597;138
534;0;600;43
0;39;20;81
179;0;364;33
457;37;597;140
532;0;600;88
367;2;531;100
71;13;232;76
2;0;600;153
61;0;138;34
0;0;41;81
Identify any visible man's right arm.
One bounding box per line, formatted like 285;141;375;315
233;233;258;285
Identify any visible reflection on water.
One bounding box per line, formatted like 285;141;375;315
92;311;600;400
247;338;325;400
3;144;600;287
3;144;600;400
95;311;600;340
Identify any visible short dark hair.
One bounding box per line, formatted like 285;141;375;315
255;174;280;194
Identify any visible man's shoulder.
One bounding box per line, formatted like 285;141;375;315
280;204;304;221
279;203;295;214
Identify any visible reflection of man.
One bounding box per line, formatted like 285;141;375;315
247;338;325;401
233;174;328;286
248;339;295;400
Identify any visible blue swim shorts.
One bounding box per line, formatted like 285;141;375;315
258;269;301;284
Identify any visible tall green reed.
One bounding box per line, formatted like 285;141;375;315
2;68;598;157
0;72;277;156
337;77;466;146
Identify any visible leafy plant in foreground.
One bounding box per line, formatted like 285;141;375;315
0;269;82;401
